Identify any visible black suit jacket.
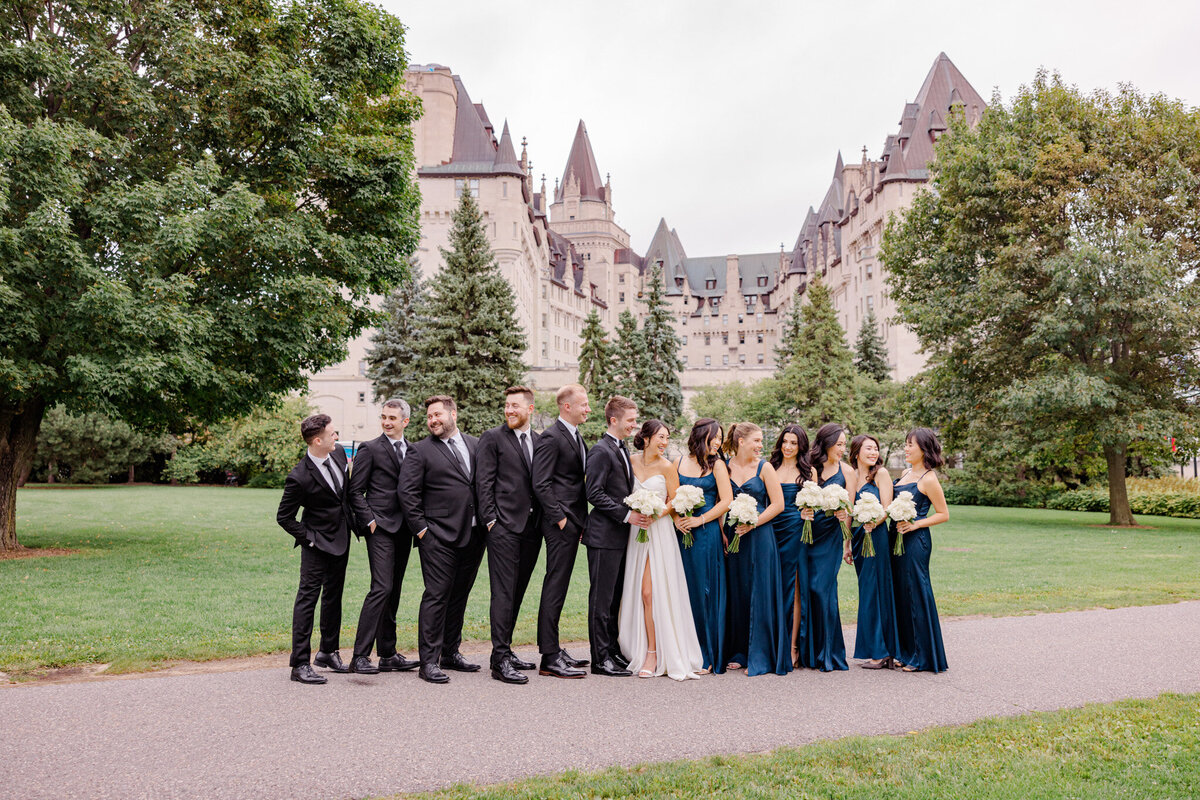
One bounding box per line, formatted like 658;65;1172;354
398;432;481;548
347;433;411;540
532;419;588;536
475;424;541;533
276;449;352;557
584;434;633;550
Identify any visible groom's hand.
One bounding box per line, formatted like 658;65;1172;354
630;512;652;528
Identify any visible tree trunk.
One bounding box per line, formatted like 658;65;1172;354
0;399;47;552
128;464;136;484
46;459;56;484
1104;442;1136;527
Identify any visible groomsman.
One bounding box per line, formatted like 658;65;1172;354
584;396;647;677
398;395;486;684
276;414;353;685
346;398;419;675
475;386;542;685
532;383;592;679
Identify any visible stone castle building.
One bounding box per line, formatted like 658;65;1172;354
308;53;985;437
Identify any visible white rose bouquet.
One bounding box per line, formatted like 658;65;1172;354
794;480;824;544
822;483;853;541
851;494;887;557
725;493;760;554
624;487;667;543
671;484;706;548
886;491;919;555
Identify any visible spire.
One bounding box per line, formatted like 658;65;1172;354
493;120;522;175
557;120;606;203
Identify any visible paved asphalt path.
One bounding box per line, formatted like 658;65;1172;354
3;601;1200;800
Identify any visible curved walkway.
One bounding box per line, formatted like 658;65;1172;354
3;601;1199;799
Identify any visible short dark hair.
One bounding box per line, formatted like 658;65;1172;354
382;398;410;418
301;413;332;444
604;395;637;425
505;386;535;405
424;395;456;412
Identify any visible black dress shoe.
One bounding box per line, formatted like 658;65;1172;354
539;652;586;679
439;651;481;672
508;654;536;671
290;664;327;684
313;651;348;673
491;659;529;684
349;655;379;674
611;652;630;670
419;663;450;684
377;653;420;672
591;657;633;677
560;648;589;668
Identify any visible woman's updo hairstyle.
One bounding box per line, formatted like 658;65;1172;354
722;421;761;458
633;419;668;452
688;418;722;474
906;427;945;470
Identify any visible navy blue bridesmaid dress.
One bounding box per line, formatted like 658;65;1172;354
851;478;900;662
799;467;848;671
677;466;726;673
890;471;949;673
724;460;791;676
775;479;808;665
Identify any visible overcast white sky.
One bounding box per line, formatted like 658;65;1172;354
385;0;1200;257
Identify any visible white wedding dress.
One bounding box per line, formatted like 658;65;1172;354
617;473;704;681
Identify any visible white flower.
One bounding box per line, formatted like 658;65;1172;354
795;480;824;511
821;484;851;513
671;485;706;516
727;493;760;527
624;488;667;518
887;491;918;523
852;494;887;527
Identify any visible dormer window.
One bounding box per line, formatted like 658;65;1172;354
705;279;716;290
757;276;767;287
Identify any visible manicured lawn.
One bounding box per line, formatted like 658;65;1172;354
2;487;1198;677
401;693;1199;799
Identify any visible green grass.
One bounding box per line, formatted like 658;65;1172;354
401;693;1200;799
2;487;1199;677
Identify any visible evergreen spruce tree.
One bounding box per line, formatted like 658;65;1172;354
637;263;684;424
366;260;429;402
577;307;615;403
610;309;647;403
853;310;891;382
779;278;860;430
410;190;526;435
774;290;804;380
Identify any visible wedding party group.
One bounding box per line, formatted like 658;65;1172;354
275;383;950;686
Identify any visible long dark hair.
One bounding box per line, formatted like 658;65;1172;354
809;422;846;483
849;433;882;485
687;419;722;475
770;423;811;483
633;419;668;452
906;427;945;470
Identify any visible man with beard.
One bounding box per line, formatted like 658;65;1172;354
397;396;485;684
475;386;541;685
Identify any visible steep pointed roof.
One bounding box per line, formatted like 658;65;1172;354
642;218;688;291
556;120;606;203
492;121;523;177
417;74;531;178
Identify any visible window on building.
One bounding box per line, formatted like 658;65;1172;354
722;354;730;365
681;354;688;365
704;335;711;346
722;333;728;345
757;276;767;287
703;316;710;327
682;335;688;345
454;178;479;198
542;285;547;299
738;332;745;344
542;314;547;328
705;279;716;290
757;333;763;344
738;314;744;324
357;391;366;404
722;314;728;325
865;262;873;279
867;295;875;311
619;292;625;303
502;181;508;198
745;295;756;309
756;312;763;323
757;353;765;364
358;360;367;376
739;354;746;365
681;315;688;327
704;355;711;366
619;274;626;284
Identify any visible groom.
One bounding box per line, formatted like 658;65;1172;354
583;395;649;677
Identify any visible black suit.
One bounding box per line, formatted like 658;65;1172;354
398;432;485;666
276;449;353;667
347;434;415;660
476;424;542;666
584;433;634;665
532;419;589;656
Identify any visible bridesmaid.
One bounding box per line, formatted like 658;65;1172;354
891;427;950;673
674;419;734;674
768;424;813;667
722;422;791;676
798;423;855;672
848;434;899;669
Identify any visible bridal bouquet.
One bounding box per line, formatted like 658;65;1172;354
822;484;853;541
725;493;759;554
671;484;706;549
624;487;667;543
794;480;824;544
886;491;919;555
851;494;887;557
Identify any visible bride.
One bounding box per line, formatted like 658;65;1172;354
617;419;704;680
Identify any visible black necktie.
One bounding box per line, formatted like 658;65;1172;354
394;440;404;463
322;458;342;495
518;431;532;469
575;430;586;466
446;438;468;477
618;439;632;485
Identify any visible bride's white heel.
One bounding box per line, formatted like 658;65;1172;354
637;650;657;678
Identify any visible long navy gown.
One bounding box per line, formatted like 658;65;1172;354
677;467;726;673
775;480;808;665
799;467;848;671
851;477;900;661
724;460;791;676
890;471;949;673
